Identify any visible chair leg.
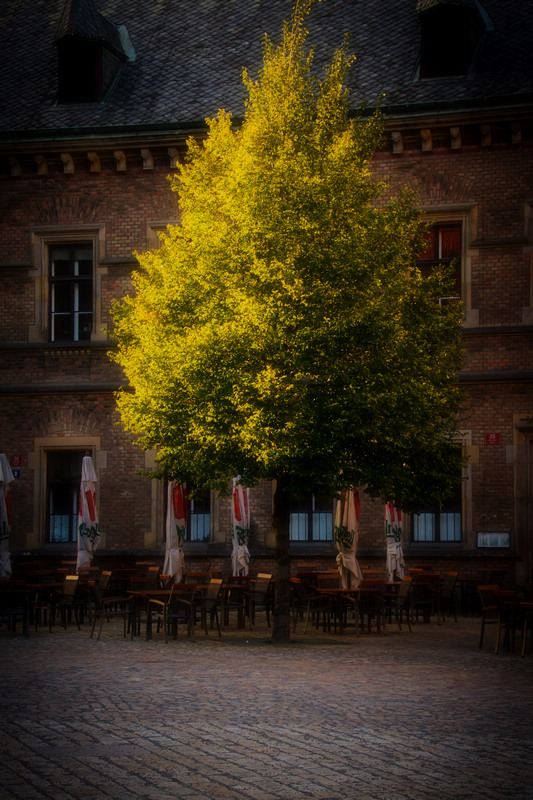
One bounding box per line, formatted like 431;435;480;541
479;616;486;649
495;614;503;654
97;613;106;640
521;613;532;658
213;607;221;637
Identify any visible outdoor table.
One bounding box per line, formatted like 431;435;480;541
315;586;360;634
358;582;388;634
412;574;443;623
129;585;199;639
221;580;252;629
27;582;65;630
492;589;523;653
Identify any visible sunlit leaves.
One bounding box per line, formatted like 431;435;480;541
111;1;464;508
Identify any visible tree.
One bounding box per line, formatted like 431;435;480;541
111;0;465;643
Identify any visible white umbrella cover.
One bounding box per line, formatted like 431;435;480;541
385;502;405;581
76;455;101;573
334;488;363;589
0;454;14;578
164;481;187;584
231;479;250;576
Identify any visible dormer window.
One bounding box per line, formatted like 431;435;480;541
417;0;485;79
55;0;129;103
56;38;125;103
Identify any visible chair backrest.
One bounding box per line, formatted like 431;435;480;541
98;570;112;593
317;572;341;589
477;584;499;611
252;574;272;598
441;571;458;592
291;578;310;601
63;574;79;598
228;575;250;585
397;577;412;599
298;572;319;589
135;560;156;572
204;578;223;601
184;571;211;585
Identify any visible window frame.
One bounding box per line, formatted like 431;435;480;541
417;222;462;306
29;437;102;550
186;489;212;543
418;4;484;80
30;225;106;344
289;494;334;543
410;435;471;546
417;206;478;326
49;243;94;343
46;449;87;544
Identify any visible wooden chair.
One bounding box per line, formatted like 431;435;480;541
477;585;499;650
50;575;80;630
521;606;533;657
384;576;412;632
359;579;387;634
412;573;442;624
90;572;131;640
494;589;523;654
221;576;250;629
198;578;223;636
290;578;324;634
439;571;458;622
316;572;343;632
147;584;197;642
248;573;272;628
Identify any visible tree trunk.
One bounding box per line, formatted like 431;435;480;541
272;474;292;644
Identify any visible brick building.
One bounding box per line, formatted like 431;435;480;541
1;0;532;583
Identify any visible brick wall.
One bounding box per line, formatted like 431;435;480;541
1;123;532;581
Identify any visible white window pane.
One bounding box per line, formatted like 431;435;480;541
190;514;210;541
290;513;308;541
313;512;333;541
413;513;435;542
440;512;461;541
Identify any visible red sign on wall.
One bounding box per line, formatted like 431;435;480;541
484;433;501;445
10;455;24;467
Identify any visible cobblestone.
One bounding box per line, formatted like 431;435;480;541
1;616;532;800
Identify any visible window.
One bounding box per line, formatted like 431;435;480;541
290;495;333;542
47;450;85;543
49;244;93;342
187;489;211;543
418;3;484;79
55;4;128;104
412;457;462;543
417;223;461;304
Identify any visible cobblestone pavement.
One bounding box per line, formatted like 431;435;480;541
1;614;532;800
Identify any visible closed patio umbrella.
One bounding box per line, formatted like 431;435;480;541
334;488;363;589
385;502;405;581
164;481;187;584
0;454;14;578
76;455;101;573
231;479;250;576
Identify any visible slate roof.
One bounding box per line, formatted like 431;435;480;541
1;0;532;139
54;0;124;55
